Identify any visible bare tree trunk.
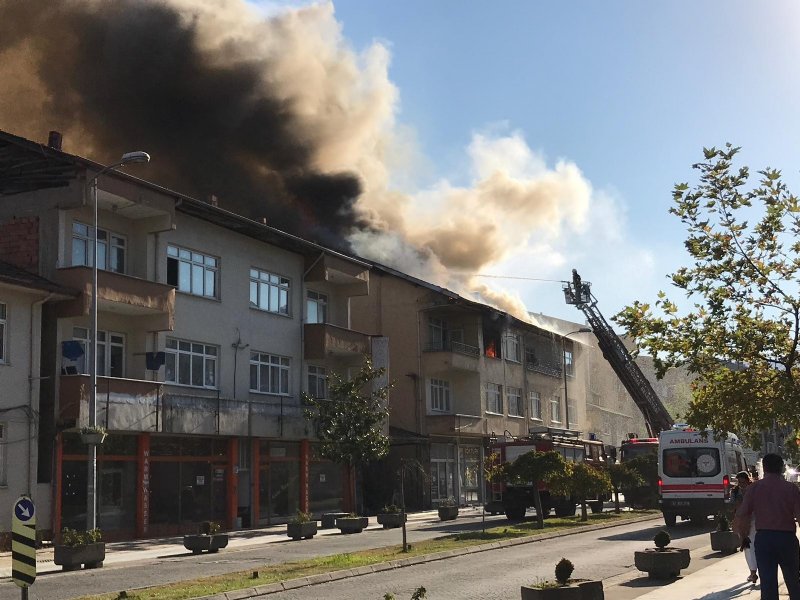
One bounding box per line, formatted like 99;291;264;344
614;489;621;513
534;487;545;529
580;500;588;522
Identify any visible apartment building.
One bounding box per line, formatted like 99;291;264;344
0;130;377;541
0;261;74;545
351;265;596;509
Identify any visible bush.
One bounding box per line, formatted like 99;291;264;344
555;558;574;585
439;497;457;507
653;530;671;549
291;510;312;524
61;527;102;547
200;521;221;535
715;512;730;532
382;504;401;514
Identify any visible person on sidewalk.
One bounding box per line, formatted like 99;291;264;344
732;470;758;583
735;453;800;600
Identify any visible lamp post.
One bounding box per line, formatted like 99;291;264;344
86;151;150;531
562;327;592;431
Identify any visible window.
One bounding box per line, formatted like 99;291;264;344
306;290;327;324
429;317;445;350
430;378;451;412
167;245;218;298
72;222;126;273
0;302;5;364
0;422;5;485
550;394;561;423
507;387;523;416
505;334;521;362
662;447;721;478
486;383;502;413
564;348;574;376
307;365;327;399
71;327;125;377
249;268;290;315
529;391;541;420
250;352;290;395
165;338;218;388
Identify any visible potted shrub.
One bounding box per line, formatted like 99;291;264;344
54;528;105;571
286;510;318;541
183;521;229;554
437;497;459;521
377;504;407;529
79;425;107;445
520;558;605;599
336;513;370;534
710;513;740;554
634;530;691;579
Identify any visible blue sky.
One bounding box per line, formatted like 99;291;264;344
258;1;800;324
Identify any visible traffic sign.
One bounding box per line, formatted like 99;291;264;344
11;496;36;589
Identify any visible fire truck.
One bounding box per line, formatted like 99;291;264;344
619;435;660;508
620;436;659;462
489;426;611;520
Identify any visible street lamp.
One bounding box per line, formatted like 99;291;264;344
562;327;592;431
86;151;150;531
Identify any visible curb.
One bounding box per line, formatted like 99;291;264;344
192;513;662;600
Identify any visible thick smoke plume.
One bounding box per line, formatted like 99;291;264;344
0;0;613;320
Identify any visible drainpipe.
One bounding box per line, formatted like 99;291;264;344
300;252;325;435
29;293;54;494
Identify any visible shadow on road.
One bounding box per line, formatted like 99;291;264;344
598;521;713;543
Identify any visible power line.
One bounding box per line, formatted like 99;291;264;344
473;274;567;283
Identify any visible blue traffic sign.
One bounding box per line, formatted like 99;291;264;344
14;497;35;523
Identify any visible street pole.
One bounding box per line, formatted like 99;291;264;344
85;152;150;532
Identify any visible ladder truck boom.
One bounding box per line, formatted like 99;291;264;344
564;269;674;436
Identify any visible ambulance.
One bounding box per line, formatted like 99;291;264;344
658;426;748;527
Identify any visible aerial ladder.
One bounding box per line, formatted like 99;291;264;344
563;269;674;437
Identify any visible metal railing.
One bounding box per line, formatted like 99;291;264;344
423;340;480;356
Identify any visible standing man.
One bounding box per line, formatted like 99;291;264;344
735;453;800;599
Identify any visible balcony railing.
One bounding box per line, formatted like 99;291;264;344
304;323;370;360
525;360;562;378
423;340;480;356
59;374;307;438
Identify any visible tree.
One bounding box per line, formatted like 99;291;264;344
302;356;392;511
608;463;644;513
615;144;800;450
550;463;611;521
622;455;659;509
504;450;566;529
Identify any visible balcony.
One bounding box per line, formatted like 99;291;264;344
525;359;562;378
59;375;305;438
304;254;369;296
422;340;480;373
304;323;370;360
426;413;484;436
54;266;174;331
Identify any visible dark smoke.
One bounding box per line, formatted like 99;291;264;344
0;0;361;248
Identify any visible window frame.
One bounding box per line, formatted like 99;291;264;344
167;244;219;299
71;327;125;378
529;390;541;420
249;351;291;396
486;382;502;414
72;221;127;274
249;267;290;316
564;348;574;377
164;337;219;389
306;290;328;324
505;334;521;363
0;302;6;364
430;378;452;413
307;365;327;399
507;386;523;416
550;394;562;423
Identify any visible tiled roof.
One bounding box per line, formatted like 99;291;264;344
0;260;76;296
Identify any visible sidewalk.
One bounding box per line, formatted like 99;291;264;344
635;550;791;599
0;508;459;578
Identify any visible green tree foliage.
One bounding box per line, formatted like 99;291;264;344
504;450;566;529
615;144;800;448
550;463;611;521
622;455;660;509
302;356;392;468
608;463;644;513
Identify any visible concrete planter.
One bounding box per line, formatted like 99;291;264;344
336;516;369;534
634;547;691;579
183;533;229;554
321;512;349;528
710;530;740;554
376;512;407;529
520;580;603;600
286;521;318;541
54;542;106;571
438;506;459;521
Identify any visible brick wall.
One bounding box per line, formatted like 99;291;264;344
0;216;39;270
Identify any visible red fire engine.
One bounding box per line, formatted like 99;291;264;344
488;426;611;520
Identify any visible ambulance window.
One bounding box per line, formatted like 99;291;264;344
735;451;746;471
663;448;721;478
726;448;738;473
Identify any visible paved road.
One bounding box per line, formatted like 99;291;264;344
266;520;725;600
0;510;676;600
